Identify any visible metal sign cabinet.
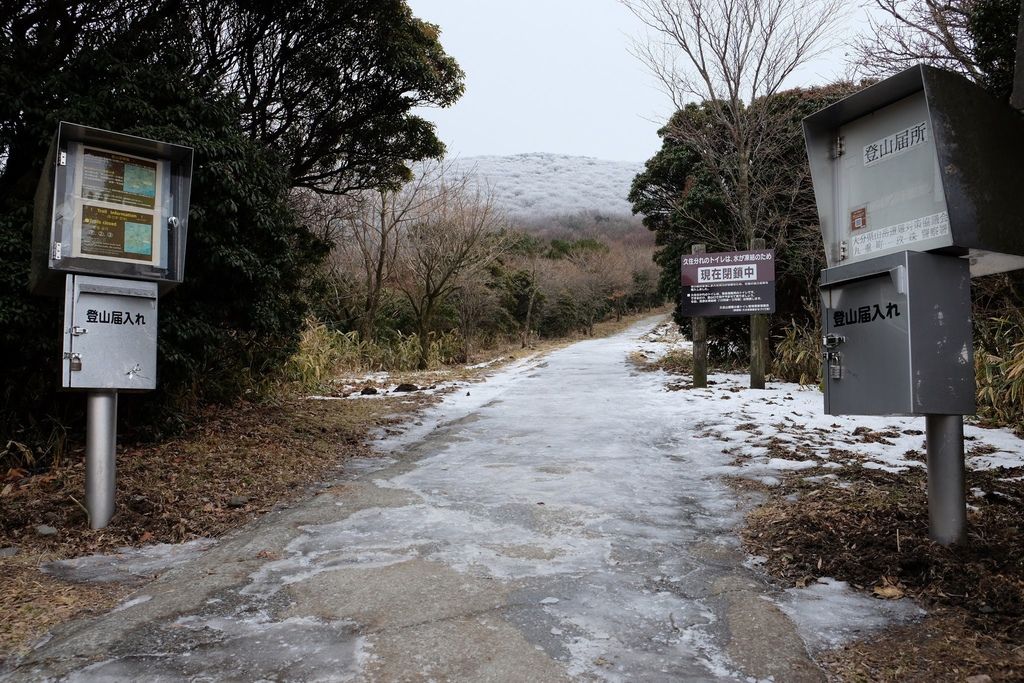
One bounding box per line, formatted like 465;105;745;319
803;65;1024;545
804;65;1024;276
820;251;973;416
62;276;159;391
32;122;193;529
32;122;192;295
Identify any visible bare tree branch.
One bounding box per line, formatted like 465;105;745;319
853;0;982;80
622;0;846;245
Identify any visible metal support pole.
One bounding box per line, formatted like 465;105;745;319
86;390;118;529
925;414;966;546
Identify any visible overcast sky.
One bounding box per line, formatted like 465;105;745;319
405;0;866;163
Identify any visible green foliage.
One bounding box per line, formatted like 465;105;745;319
546;237;609;259
971;272;1024;430
974;315;1024;431
538;294;583;338
205;0;464;192
628;106;731;311
963;0;1024;429
968;0;1019;103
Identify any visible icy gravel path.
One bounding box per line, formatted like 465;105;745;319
5;317;905;682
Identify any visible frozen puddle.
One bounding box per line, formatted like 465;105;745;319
13;317;928;682
65;616;367;682
42;539;217;585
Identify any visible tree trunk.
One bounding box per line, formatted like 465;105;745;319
1014;0;1024;111
416;299;434;371
691;244;708;388
749;237;768;389
736;137;754;244
360;295;378;342
417;323;430;370
521;288;536;348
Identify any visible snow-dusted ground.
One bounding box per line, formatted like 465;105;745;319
451;153;642;217
636;321;1024;488
19;316;1024;681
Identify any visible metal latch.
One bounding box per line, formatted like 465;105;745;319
823;334;846;350
838;240;848;262
831;135;845;159
71;326;87;336
59;151;67;166
64;352;82;371
52;242;63;260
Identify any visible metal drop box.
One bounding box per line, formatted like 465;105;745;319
821;251;974;416
804;65;1024;276
62;275;158;390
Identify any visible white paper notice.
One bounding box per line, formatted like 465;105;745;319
850;211;950;258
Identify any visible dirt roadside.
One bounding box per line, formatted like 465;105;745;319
742;456;1024;682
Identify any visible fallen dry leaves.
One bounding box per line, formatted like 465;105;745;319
0;389;407;662
0;552;129;663
737;436;1024;681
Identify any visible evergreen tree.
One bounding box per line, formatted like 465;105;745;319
0;0;463;443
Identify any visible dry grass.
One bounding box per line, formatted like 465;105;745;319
821;610;1023;682
0;395;386;558
0;552;129;661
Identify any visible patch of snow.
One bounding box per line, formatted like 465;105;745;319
42;539;217;585
764;458;819;471
110;594;152;613
662;368;1024;483
773;578;924;653
451;153;643;218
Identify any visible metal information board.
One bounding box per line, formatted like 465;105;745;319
820;251;974;416
31;122;192;296
801;64;1024;545
76;147;162;264
680;249;776;317
28;123;194;530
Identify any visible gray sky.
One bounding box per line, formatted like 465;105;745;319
406;0;864;163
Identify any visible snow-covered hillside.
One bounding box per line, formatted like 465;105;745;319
451;153;643;218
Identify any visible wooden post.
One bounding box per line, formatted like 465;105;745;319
750;238;768;389
691;244;708;388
